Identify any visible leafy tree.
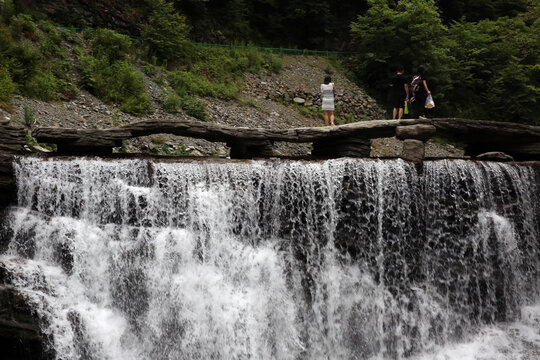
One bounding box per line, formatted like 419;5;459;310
350;0;454;112
143;0;190;62
445;3;539;124
436;0;528;23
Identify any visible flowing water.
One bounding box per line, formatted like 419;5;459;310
1;157;539;359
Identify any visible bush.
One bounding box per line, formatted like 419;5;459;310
0;67;15;101
263;53;283;73
181;96;208;121
98;61;150;115
10;13;36;39
163;92;182;113
169;69;237;99
23;102;35;127
7;40;42;84
24;70;62;100
78;29;151;116
88;28;132;64
0;0;16;24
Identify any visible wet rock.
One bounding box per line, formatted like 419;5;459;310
0;270;51;360
401;139;425;164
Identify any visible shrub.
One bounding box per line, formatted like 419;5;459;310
181;96;208;121
10;13;37;39
98;61;150;115
23;102;35;127
0;67;15;101
88;28;132;64
24;70;62;100
163;92;182;113
263;53;283;73
7;40;42;84
0;0;16;24
169;69;238;99
78;32;151;116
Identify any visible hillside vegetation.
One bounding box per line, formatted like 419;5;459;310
0;0;538;125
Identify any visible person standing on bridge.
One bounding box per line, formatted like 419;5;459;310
321;75;336;126
389;65;409;120
411;65;431;119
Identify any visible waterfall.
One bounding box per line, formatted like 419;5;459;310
1;157;539;359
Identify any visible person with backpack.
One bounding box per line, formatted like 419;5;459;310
410;65;431;119
389;65;409;120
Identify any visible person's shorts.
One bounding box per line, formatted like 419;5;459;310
393;94;406;109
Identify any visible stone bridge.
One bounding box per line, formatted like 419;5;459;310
1;117;540;205
29;118;540;159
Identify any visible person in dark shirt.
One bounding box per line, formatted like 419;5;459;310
411;65;431;119
389;65;409;120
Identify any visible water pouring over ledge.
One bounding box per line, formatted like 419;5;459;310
1;157;539;359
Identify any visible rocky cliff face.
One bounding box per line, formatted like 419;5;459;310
20;0;145;34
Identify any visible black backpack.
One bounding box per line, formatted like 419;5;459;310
411;75;422;94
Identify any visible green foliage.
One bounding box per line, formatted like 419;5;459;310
23;102;35;127
142;0;189;62
262;51;283;73
88;28;132;64
292;103;324;119
24;70;63;101
78;30;150;116
10;13;37;39
437;0;528;22
163;92;182;113
0;15;70;101
169;70;237;99
351;0;454;111
0;0;16;24
180;96;208;121
350;0;539;124
0;67;15;101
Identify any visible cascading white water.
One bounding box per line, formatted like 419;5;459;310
1;157;539;359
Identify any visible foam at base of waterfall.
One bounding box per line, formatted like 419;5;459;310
412;305;540;360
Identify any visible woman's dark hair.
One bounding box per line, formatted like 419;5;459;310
324;75;332;84
397;64;404;72
417;65;426;76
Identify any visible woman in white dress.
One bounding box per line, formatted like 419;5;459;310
321;75;336;126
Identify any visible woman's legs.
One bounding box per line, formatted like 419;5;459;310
330;111;335;125
324;111;329;126
414;95;427;118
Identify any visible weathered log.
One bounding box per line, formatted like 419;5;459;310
432;118;540;143
29;118;540;159
34;119;432;145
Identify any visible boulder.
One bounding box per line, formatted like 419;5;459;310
401;139;425;164
395;125;436;142
293;97;306;105
476;152;514;162
0;262;51;359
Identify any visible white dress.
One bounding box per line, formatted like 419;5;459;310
321;83;335;111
